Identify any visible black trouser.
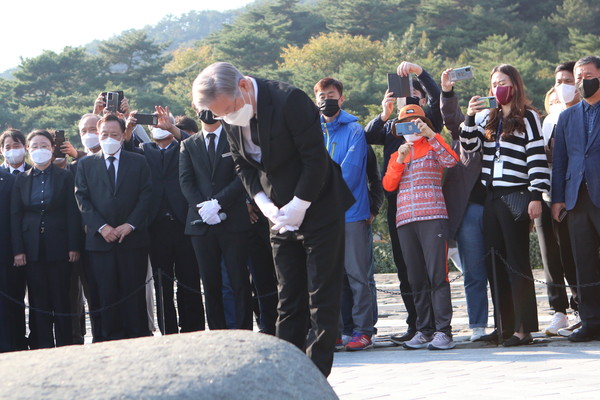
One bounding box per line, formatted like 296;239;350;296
567;184;600;330
484;188;539;334
149;217;205;334
247;215;278;335
26;257;72;349
87;247;151;341
7;264;27;350
69;258;86;344
386;195;417;332
534;201;578;314
190;228;252;330
271;217;345;377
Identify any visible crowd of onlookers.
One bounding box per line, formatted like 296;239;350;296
1;55;600;376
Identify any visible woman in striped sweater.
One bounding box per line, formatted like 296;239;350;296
383;104;458;350
460;64;550;347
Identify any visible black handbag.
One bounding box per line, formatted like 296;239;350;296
500;190;530;221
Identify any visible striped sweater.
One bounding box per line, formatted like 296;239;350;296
383;134;458;227
459;109;550;200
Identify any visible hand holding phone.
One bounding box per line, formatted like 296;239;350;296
387;73;413;98
132;113;159;126
394;121;421;137
479;96;498;109
53;130;66;158
448;66;474;82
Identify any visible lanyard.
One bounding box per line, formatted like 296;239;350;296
494;118;503;161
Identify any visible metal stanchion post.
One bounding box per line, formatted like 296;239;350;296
157;268;166;335
491;248;503;345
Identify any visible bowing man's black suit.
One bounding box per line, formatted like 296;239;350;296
142;138;205;334
223;77;354;376
179;129;252;330
11;165;81;348
75;149;152;341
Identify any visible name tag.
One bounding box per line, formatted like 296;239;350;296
493;160;503;179
221;152;233;158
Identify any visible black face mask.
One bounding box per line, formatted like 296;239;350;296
578;78;600;99
405;96;421;106
317;98;341;118
198;109;218;125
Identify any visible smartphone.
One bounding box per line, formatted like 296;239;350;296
449;66;474;82
394;122;421;136
133;113;158;126
558;208;567;222
387;73;413;98
480;96;498;109
101;91;124;113
53;130;66;158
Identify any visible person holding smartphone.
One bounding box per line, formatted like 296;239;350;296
382;104;458;350
460;64;550;346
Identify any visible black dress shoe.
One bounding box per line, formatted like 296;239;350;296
502;333;533;347
568;327;600;342
390;330;416;344
475;330;511;343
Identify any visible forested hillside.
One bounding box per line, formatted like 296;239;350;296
1;0;599;142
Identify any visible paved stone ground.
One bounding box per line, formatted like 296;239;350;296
329;270;600;399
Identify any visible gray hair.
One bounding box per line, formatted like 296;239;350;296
575;55;600;70
78;113;100;132
192;62;244;111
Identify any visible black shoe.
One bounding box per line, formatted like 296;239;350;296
502;333;533;347
475;330;511;343
390;330;416;344
568;327;600;342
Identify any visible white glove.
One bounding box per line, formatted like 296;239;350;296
271;196;311;233
205;213;222;225
253;191;281;225
197;199;221;221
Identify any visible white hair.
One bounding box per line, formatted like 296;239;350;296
78;113;100;132
192;62;244;110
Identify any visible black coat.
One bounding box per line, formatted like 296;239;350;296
0;170;15;262
223;77;354;232
75;150;152;251
179;131;251;236
10;165;81;262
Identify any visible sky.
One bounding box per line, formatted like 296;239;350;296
0;0;253;73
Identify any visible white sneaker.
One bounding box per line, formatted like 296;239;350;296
545;312;569;336
402;331;432;350
428;332;456;350
558;313;582;337
470;327;486;341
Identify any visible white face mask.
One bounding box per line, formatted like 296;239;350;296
555;83;577;104
404;134;421;143
4;147;26;165
30;148;53;165
549;103;564;115
151;127;172;140
100;137;122;156
82;133;100;150
223;90;254;127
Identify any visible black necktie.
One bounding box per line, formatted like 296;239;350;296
250;117;260;146
107;156;116;192
160;148;165;167
12;169;19;175
207;133;216;166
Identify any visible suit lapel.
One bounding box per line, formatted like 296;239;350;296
211;132;229;178
255;78;272;168
21;168;33;206
585;103;600;152
196;133;212;174
115;151;127;194
95;152;113;193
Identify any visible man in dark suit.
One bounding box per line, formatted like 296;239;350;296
552;55;600;342
192;62;354;376
127;108;205;335
75;114;153;341
0;129;30;350
0;169;15;352
179;110;252;331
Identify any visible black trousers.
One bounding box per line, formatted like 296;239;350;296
247;214;278;335
271;217;345;377
386;195;417;331
484;189;539;334
534;201;577;314
87;247;151;341
190;227;252;330
567;184;600;330
7;264;27;350
149;217;204;334
26;259;72;349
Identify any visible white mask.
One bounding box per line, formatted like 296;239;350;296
30;148;53;165
223;90;254;127
151;127;172;140
404;134;421;143
549;103;564;115
82;133;100;150
100;137;122;156
4;147;26;165
555;83;577;104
